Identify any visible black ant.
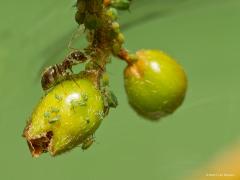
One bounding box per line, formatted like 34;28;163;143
41;50;87;91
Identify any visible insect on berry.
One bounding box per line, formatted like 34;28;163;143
41;50;87;91
81;135;95;150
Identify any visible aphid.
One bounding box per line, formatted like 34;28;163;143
48;115;61;124
96;110;105;120
81;135;95;150
43;111;51;119
50;107;60;113
55;94;63;101
105;90;118;108
102;88;118;108
41;50;87;91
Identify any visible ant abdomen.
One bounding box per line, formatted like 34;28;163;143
41;66;56;91
41;65;66;91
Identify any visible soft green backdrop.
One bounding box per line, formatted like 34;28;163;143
0;0;239;179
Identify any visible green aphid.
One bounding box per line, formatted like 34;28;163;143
81;135;94;150
55;94;62;101
81;93;88;102
78;101;87;106
111;0;130;11
70;98;87;109
49;115;61;124
96;111;104;120
106;7;118;20
51;107;60;113
75;93;88;106
70;99;80;110
106;90;118;108
43;111;51;119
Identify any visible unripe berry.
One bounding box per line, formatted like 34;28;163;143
23;77;104;157
117;33;125;43
112;22;120;33
106;7;118;20
124;50;187;120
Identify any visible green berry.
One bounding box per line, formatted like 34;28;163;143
106;7;118;20
124;50;187;120
112;22;120;32
117;33;125;43
112;41;121;55
23;77;104;157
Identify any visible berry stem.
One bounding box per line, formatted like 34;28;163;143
75;0;133;84
117;48;137;65
75;0;112;86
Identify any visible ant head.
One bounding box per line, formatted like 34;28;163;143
70;51;87;62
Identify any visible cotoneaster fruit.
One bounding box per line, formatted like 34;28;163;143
23;77;104;157
124;50;187;120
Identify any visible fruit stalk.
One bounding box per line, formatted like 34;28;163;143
76;0;121;86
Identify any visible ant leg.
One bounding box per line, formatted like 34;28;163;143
93;60;105;72
72;76;81;89
67;73;81;89
68;68;74;74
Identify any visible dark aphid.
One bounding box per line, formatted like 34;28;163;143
41;50;87;91
81;135;95;150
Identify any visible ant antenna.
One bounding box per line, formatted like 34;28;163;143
68;24;85;51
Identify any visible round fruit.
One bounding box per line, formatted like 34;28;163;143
124;50;187;120
23;77;104;157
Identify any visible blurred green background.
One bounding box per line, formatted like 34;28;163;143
0;0;240;179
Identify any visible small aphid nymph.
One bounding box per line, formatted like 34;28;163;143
81;135;95;150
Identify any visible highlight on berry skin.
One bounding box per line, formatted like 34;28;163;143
23;0;188;157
